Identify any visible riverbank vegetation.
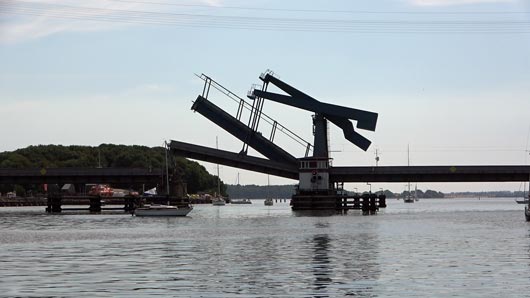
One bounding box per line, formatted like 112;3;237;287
226;184;445;199
0;144;226;196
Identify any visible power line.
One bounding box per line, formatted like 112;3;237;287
1;1;529;34
4;1;529;25
106;0;530;15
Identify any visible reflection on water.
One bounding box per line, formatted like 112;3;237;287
312;221;332;296
0;199;530;297
307;220;382;297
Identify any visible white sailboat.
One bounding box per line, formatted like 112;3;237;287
404;145;414;203
404;184;414;203
515;182;529;204
264;175;273;206
135;142;193;216
212;136;226;206
231;173;251;204
135;204;193;216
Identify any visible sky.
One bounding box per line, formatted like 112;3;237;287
1;0;530;193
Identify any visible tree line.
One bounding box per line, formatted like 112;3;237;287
0;144;226;196
226;184;445;199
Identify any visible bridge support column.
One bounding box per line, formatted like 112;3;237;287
353;195;360;209
369;194;378;213
46;195;62;213
89;196;102;213
124;196;139;213
361;194;370;214
378;194;387;208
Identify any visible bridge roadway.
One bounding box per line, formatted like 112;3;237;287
0;168;163;184
169;140;530;183
1;159;529;185
330;165;530;183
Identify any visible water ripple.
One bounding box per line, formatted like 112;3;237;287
1;199;529;297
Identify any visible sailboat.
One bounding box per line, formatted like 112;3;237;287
212;137;226;206
135;141;194;216
525;179;530;221
404;184;415;203
231;173;252;204
264;175;273;206
515;182;529;204
135;204;193;216
404;145;414;203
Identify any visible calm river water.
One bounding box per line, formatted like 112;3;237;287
1;198;529;297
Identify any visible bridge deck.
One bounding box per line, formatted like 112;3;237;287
1;164;529;185
169;140;530;183
0;168;163;184
169;140;299;179
330;165;530;183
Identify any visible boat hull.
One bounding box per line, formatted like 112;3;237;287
231;199;251;204
135;207;193;217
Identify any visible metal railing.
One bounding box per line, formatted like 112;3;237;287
195;73;313;156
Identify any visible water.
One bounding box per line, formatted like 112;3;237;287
1;198;529;297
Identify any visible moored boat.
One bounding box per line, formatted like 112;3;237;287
264;198;273;206
403;145;415;204
231;198;251;204
134;204;193;217
212;197;226;206
403;197;414;203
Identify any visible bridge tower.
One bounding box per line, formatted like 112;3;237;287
248;70;378;210
169;70;382;211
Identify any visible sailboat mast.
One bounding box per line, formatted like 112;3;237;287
165;141;170;195
267;174;270;199
407;144;411;194
216;136;220;197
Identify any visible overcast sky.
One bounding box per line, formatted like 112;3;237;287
1;0;530;192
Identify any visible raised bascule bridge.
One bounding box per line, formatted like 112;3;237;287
170;70;530;213
1;71;529;214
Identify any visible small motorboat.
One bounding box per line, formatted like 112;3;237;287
134;204;193;217
264;198;273;206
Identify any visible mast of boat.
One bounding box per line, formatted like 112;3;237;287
407;144;411;200
267;174;270;199
216;136;221;197
525;172;530;200
165;140;170;196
